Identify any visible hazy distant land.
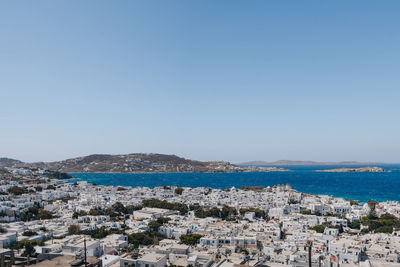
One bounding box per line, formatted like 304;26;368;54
238;160;385;166
316;166;387;173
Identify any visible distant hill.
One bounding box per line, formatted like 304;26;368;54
27;153;210;173
0;157;23;168
2;154;387;172
1;153;286;173
238;160;381;166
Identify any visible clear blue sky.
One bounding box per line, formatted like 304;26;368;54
1;1;399;163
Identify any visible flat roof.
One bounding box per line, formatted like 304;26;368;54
139;253;166;262
31;255;100;267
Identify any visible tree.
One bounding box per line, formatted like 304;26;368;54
221;205;237;220
22;242;36;257
128;233;155;248
20;202;41;221
175;187;184;195
8;186;27;195
301;210;312;215
34;186;43;192
112;202;128;214
147;217;171;232
46;185;56;190
89;207;105;216
310;225;326;233
367;200;378;219
360;213;400;234
192;206;220;219
148;221;162;232
47;171;72;180
37;209;54;220
22;231;38;237
338;224;344;233
239;207;267;219
279;223;285;239
241;186;263;191
142;199;188;215
11;240;43;251
126;205;143;214
157;217;171;224
79;227;123;239
72;210;87;219
349;199;358;206
105;208;119;218
179;233;203;246
348;221;360;229
68;224;81;235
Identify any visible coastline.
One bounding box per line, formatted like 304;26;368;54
68;165;400;203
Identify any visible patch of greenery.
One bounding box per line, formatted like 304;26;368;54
34;186;43;192
8;186;28;195
68;224;81;235
142;199;188;215
241;186;263;191
72;203;143;220
179;233;203;245
190;204;237;220
79;226;124;239
148;217;171;232
72;210;88;219
111;202;142;215
347;221;360;229
20;203;55;221
37;209;54;220
89;207;106;216
22;230;38;237
128;230;165;248
175;187;184;195
361;213;400;234
349;199;358;206
310;225;325;233
47;171;72;180
22;242;37;257
239;207;267;219
310;222;343;234
301;210;312;215
10;240;44;251
46;185;56;190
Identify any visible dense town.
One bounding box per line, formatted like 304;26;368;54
0;167;400;267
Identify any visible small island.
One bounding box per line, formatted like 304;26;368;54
243;166;291;172
316;166;387;173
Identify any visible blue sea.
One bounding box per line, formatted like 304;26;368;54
70;164;400;203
